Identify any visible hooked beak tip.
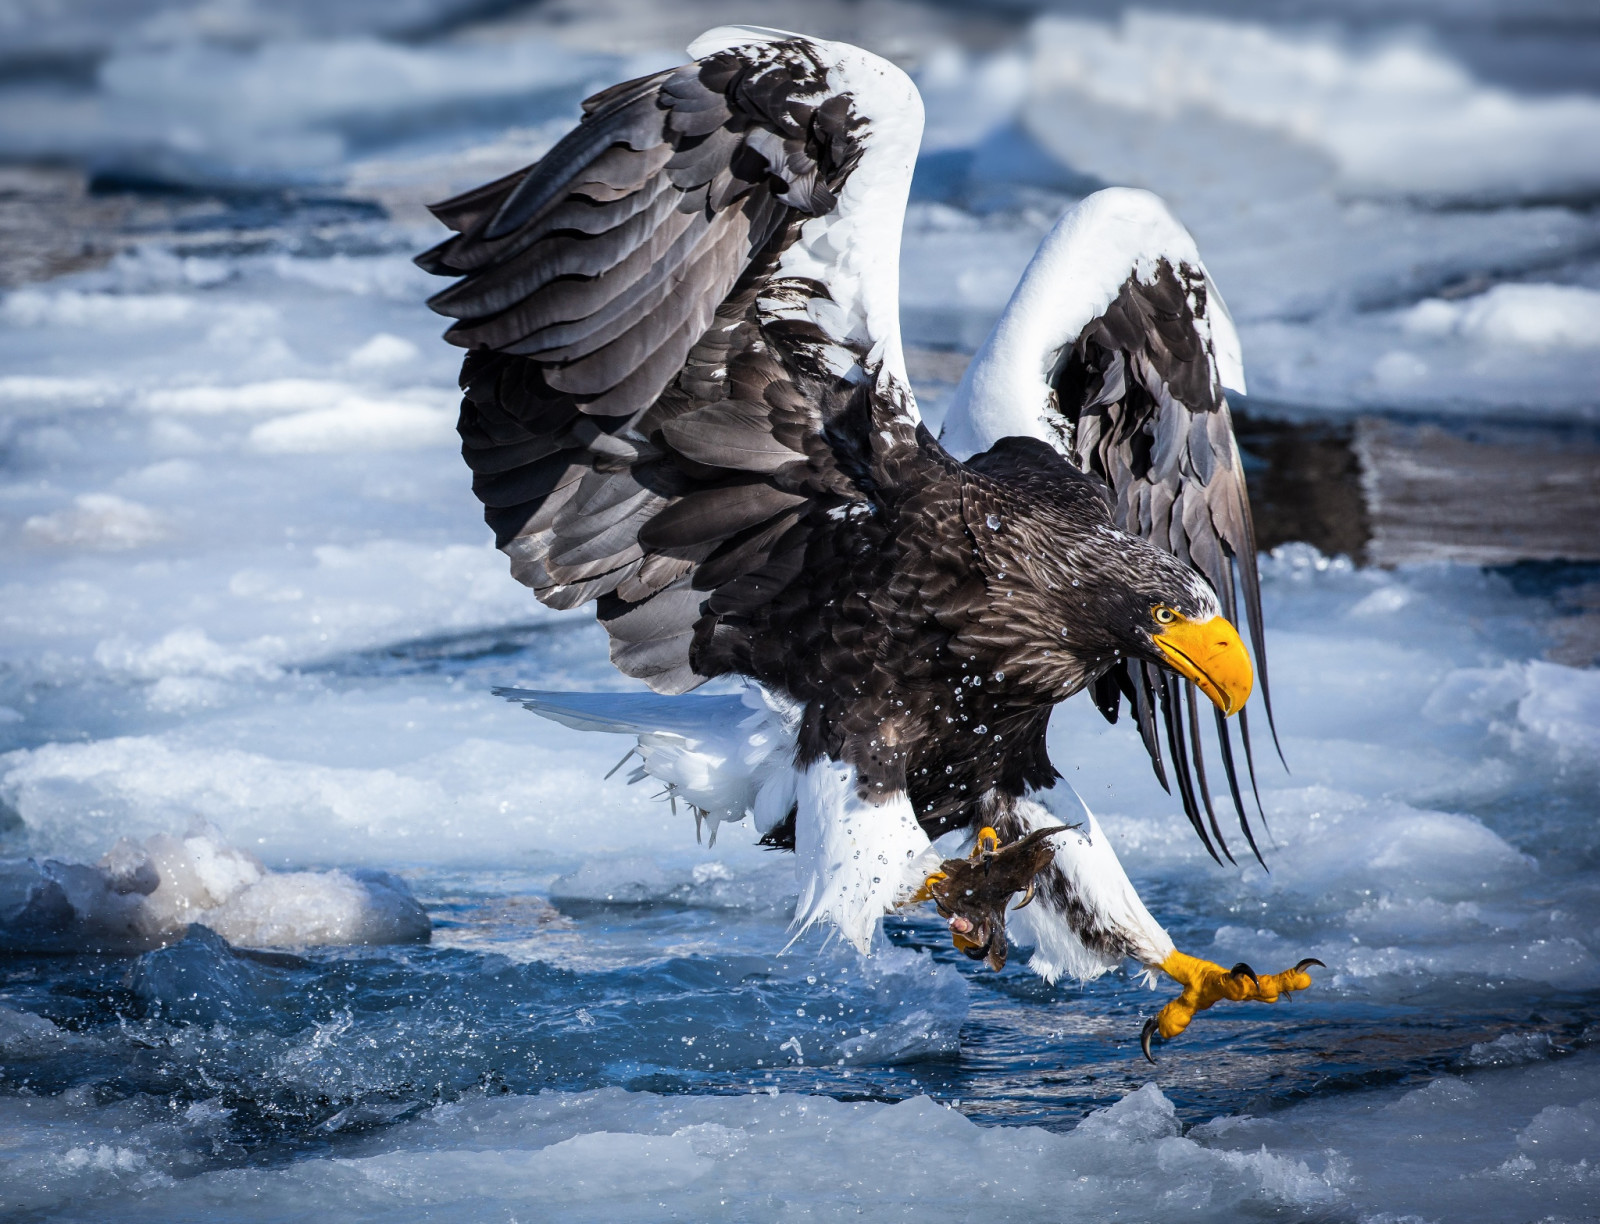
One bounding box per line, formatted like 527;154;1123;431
1153;613;1254;716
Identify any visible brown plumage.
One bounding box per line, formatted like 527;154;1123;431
1049;258;1279;863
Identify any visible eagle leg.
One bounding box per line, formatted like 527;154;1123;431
1140;950;1323;1062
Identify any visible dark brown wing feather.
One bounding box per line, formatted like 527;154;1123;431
1052;259;1279;865
416;41;916;696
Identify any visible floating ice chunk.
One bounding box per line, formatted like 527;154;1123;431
248;395;455;453
205;869;430;947
23;494;169;550
1516;1100;1600;1164
1072;1081;1181;1143
1388;1075;1481;1117
0;854;166;954
1462;1031;1558;1069
1423;659;1600;761
0;825;429;953
1403;284;1600;351
0;1005;73;1057
1516;660;1600;760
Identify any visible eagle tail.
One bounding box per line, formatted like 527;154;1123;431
493;684;801;844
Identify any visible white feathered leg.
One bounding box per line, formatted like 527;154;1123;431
1001;784;1176;984
789;758;934;955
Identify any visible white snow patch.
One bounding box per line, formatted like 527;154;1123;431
23;494;169;550
248;395;454;453
1030;12;1600;202
67;1079;1359;1219
347;333;420;368
1403;284;1600;351
0;823;428;953
2;289;197;329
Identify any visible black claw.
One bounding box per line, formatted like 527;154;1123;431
1140;1016;1160;1064
1229;962;1260;988
1295;958;1325;973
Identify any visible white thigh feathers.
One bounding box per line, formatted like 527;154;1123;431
1003;787;1176;984
790;760;933;955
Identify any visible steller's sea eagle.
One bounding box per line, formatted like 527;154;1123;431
417;25;1318;1057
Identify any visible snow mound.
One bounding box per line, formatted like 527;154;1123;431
0;824;429;953
70;1081;1348;1221
0;35;631;188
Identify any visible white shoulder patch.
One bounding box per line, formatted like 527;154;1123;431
689;26;924;411
942;187;1245;460
687;24;803;58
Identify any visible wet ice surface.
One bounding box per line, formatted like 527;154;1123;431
3;0;1600;1220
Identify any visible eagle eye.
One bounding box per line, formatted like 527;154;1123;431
1152;605;1178;626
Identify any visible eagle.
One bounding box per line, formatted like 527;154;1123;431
416;25;1319;1058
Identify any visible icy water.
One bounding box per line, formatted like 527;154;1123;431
2;1;1600;1220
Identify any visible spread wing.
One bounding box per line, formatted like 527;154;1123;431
1057;251;1278;867
415;27;925;696
942;188;1279;866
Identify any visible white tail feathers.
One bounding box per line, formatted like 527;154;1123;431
495;683;802;845
496;685;938;954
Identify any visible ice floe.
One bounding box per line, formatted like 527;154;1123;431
0;824;428;953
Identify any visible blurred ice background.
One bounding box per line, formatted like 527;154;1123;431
0;0;1597;1219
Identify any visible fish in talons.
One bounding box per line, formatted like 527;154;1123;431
1140;951;1326;1063
907;825;1072;971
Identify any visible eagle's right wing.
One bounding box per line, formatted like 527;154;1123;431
942;189;1279;866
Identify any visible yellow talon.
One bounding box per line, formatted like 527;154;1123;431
902;829;997;907
906;869;947;906
1140;950;1323;1062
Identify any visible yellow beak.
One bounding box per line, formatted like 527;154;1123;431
1153;614;1254;716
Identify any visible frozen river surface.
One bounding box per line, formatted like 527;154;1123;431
1;1;1599;1219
